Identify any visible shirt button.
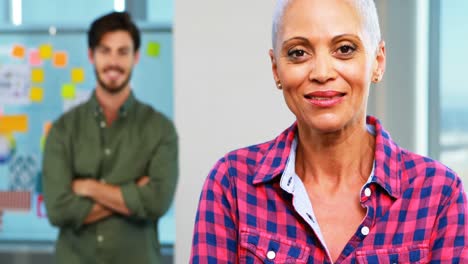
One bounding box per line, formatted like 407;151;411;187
361;226;370;236
104;148;111;155
364;187;372;197
266;250;276;260
97;235;104;243
100;121;106;128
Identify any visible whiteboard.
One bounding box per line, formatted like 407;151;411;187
0;23;175;244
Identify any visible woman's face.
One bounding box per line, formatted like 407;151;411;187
270;0;385;134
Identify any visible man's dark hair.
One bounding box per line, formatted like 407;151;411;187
88;11;141;52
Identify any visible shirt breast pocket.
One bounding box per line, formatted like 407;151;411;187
356;244;429;264
239;228;310;264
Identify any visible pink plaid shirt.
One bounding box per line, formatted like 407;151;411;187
191;116;468;263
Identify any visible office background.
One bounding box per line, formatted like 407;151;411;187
174;0;467;263
0;0;466;263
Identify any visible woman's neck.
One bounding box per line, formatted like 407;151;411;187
295;122;375;192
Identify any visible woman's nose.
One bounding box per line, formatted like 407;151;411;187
308;51;337;84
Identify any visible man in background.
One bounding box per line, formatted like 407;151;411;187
42;11;178;264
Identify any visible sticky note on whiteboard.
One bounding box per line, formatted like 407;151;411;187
31;68;45;83
0;115;28;133
53;51;68;68
43;121;52;135
71;68;85;83
39;44;53;59
30;87;44;102
61;83;76;99
147;41;160;57
11;45;26;59
28;50;43;66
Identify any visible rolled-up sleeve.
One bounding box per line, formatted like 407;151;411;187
190;157;238;263
42;123;93;230
121;120;178;220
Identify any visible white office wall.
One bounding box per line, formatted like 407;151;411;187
174;0;425;263
368;0;428;155
174;1;291;263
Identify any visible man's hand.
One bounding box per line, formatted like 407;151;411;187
72;179;97;197
136;176;150;187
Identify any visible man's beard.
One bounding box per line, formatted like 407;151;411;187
95;67;133;95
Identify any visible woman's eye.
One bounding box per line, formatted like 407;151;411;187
288;49;306;58
337;45;355;55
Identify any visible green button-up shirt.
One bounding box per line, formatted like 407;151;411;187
42;91;178;264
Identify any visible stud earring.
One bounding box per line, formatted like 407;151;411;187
276;82;282;89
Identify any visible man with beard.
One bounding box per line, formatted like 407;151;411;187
42;12;178;264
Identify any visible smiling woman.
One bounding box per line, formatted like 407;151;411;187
190;0;468;263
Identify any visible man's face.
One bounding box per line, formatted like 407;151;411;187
89;30;139;94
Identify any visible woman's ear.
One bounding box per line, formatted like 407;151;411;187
269;49;281;87
372;41;386;83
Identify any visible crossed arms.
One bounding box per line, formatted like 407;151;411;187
42;120;178;230
72;175;149;224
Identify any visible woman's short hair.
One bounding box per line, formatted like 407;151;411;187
272;0;381;53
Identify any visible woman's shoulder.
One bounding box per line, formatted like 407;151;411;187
400;149;458;181
399;149;463;200
209;124;297;182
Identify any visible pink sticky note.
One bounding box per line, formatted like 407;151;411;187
28;50;43;67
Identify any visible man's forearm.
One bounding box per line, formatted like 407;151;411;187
89;183;131;216
73;179;131;216
83;203;114;224
73;176;149;217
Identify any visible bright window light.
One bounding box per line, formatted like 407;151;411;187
114;0;125;12
11;0;22;26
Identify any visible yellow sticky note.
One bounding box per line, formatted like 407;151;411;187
11;45;26;59
147;41;160;57
31;68;45;83
53;51;68;68
71;68;85;83
0;115;28;133
61;83;76;99
30;87;44;102
39;44;53;60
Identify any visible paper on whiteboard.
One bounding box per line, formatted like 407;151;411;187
0;65;31;105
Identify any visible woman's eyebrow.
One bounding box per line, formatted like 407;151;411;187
331;34;362;43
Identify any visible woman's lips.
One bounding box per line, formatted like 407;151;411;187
304;90;345;107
